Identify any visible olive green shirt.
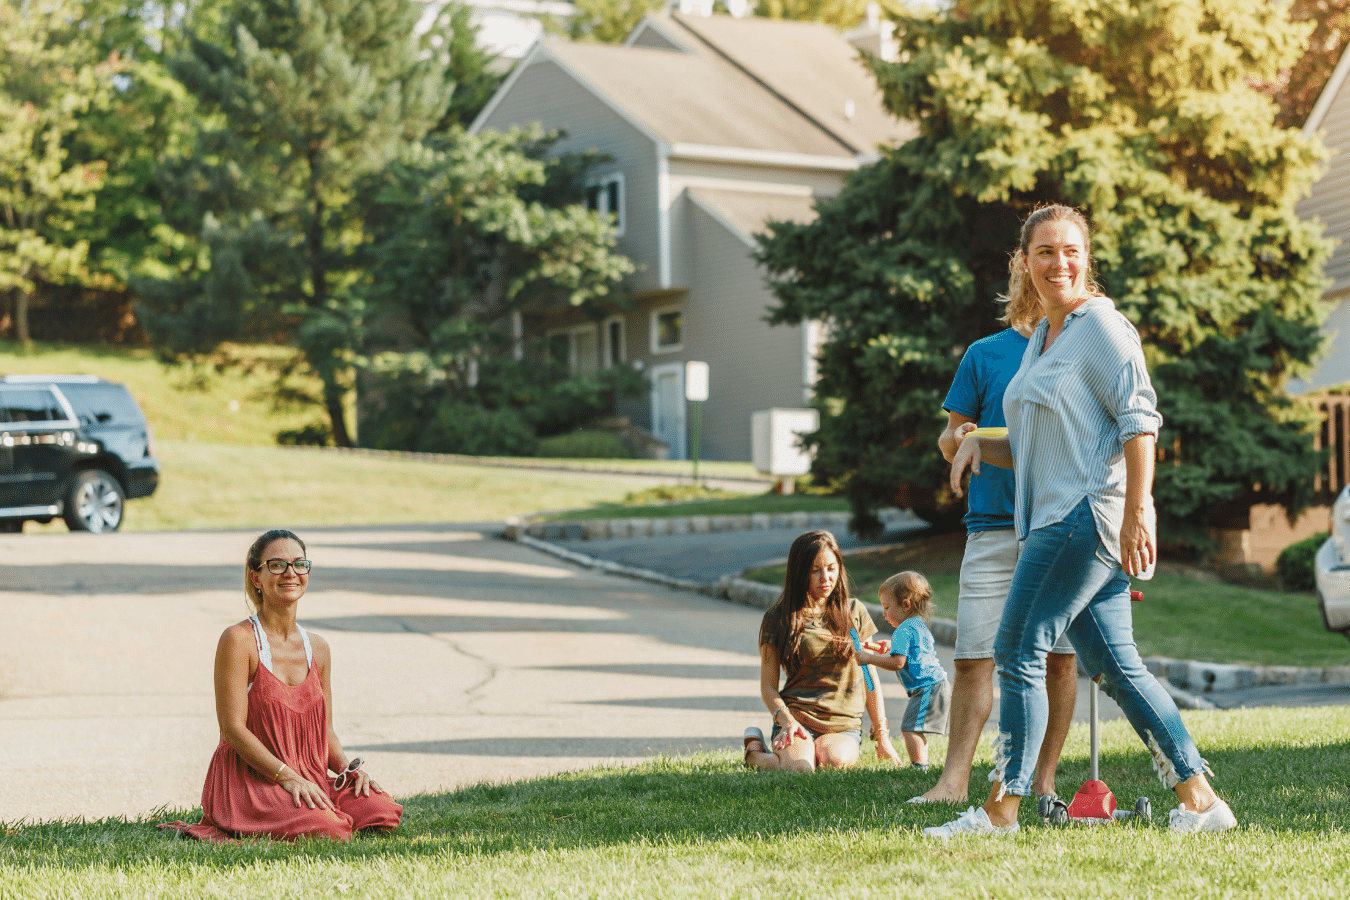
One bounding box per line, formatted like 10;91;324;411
760;598;877;734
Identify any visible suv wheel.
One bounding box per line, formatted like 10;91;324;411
0;520;21;533
64;470;125;533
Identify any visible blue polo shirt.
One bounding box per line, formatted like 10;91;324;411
942;328;1027;533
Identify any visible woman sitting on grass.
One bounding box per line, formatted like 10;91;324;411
742;530;901;771
163;529;403;842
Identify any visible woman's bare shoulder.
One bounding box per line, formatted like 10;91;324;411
217;620;256;650
307;630;331;665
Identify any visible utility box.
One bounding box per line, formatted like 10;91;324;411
751;408;819;492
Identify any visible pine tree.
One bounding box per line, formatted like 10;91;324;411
140;0;454;446
757;0;1332;542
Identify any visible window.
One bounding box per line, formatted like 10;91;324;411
546;325;600;375
651;307;682;354
1;388;70;424
586;173;625;236
603;316;625;368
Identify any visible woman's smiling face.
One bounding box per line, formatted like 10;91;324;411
1023;218;1089;312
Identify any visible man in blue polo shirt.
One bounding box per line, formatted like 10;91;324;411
909;315;1077;806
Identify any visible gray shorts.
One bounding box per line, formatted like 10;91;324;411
956;529;1075;659
901;678;951;735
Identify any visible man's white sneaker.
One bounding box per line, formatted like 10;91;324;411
1168;798;1237;833
923;806;1020;839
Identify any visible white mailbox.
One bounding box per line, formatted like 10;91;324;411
751;408;819;478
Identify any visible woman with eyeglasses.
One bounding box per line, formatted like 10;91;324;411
163;529;403;842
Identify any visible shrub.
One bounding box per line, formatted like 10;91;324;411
1276;531;1329;592
276;422;333;446
536;430;632;459
416;401;539;457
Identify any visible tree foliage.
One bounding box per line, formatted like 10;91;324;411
355;129;638;455
0;0;120;345
136;0;456;446
1264;0;1350;128
757;0;1333;541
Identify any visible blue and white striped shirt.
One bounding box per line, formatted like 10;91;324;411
1003;296;1162;563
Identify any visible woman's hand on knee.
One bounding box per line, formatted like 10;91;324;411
280;773;336;811
773;718;809;752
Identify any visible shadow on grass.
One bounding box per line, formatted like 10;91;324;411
5;714;1348;869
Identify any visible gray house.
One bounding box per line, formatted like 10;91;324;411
470;9;912;460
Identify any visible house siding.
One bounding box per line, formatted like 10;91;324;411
1299;66;1350;390
474;57;664;293
682;197;807;461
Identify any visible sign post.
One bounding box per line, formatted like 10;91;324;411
685;361;709;484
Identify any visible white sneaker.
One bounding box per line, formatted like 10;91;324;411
1168;798;1237;833
923;806;1020;839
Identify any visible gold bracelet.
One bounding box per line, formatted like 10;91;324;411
272;763;288;782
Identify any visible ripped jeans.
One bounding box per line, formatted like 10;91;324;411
991;498;1210;797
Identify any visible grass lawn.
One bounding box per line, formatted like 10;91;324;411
0;340;329;445
743;533;1350;668
18;440;691;533
2;706;1346;898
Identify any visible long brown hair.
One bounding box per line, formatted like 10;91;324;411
765;531;853;672
998;204;1101;329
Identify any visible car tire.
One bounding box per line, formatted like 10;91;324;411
63;469;125;533
0;520;21;533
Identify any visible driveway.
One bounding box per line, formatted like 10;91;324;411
1;523;1124;823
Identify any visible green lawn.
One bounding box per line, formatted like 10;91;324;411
17;440;690;533
743;541;1349;668
2;706;1346;898
1;340;329;445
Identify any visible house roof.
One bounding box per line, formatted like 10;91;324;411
686;187;819;248
658;12;909;155
478;11;912;161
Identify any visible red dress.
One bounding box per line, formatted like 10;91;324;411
163;625;402;842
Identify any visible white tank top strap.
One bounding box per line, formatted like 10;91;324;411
297;623;313;668
248;616;312;672
248;615;273;673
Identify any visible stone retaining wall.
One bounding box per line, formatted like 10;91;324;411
506;508;914;542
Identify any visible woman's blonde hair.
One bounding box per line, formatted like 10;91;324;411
243;529;307;613
998;204;1101;330
880;571;933;623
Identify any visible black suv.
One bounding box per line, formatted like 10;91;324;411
0;376;160;533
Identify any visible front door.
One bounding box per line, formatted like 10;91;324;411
650;363;686;460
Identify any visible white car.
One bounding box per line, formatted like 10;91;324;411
1315;484;1350;641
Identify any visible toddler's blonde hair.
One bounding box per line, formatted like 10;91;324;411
879;571;933;623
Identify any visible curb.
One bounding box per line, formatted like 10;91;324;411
506;529;1338;712
504;508;923;542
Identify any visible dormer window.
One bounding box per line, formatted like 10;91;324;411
586;173;625;236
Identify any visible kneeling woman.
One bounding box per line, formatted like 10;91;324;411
165;529;403;842
743;531;901;771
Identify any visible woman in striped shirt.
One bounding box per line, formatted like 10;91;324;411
925;205;1236;837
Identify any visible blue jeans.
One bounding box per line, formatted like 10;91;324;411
992;498;1210;797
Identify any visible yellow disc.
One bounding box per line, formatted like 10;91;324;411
969;426;1008;438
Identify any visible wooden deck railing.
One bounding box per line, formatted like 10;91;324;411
1315;393;1350;498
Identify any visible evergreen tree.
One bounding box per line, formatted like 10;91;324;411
140;0;454;446
757;0;1332;542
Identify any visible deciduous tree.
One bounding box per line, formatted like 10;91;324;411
758;0;1333;542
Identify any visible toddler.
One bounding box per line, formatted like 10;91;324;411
854;571;951;771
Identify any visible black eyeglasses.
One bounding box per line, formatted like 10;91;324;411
259;558;311;575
